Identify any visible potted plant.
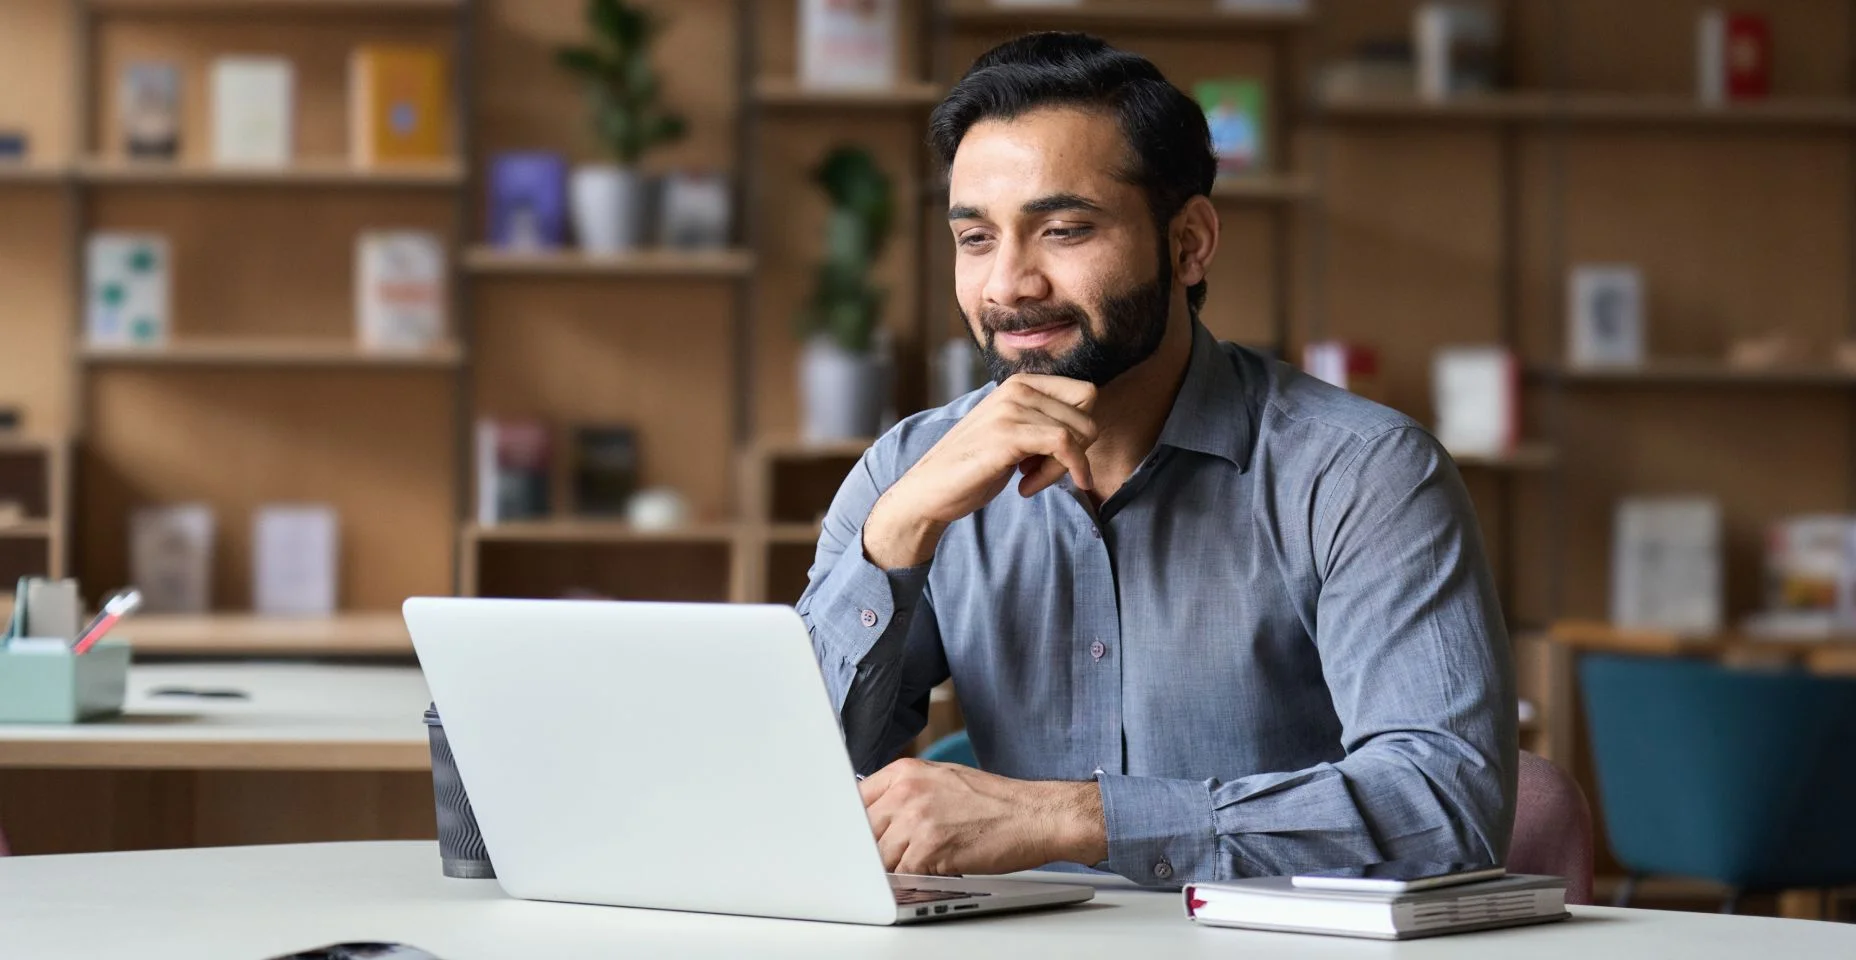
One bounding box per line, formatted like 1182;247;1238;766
796;145;893;442
555;0;687;253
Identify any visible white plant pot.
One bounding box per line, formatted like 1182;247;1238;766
570;164;650;254
800;336;882;443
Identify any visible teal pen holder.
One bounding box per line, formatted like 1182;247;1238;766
0;640;131;723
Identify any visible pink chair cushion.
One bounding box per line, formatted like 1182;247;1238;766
1509;750;1595;905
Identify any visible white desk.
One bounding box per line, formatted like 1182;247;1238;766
1;842;1851;959
0;663;430;771
0;665;433;855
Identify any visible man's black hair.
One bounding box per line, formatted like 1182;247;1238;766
928;32;1217;316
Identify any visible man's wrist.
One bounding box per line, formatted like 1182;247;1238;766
862;483;947;571
1038;780;1108;866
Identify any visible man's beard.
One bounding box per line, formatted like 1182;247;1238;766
964;258;1172;388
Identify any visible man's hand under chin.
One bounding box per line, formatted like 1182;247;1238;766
858;757;1109;876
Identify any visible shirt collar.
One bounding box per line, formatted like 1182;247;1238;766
1154;321;1255;470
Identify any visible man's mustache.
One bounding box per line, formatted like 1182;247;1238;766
981;303;1089;335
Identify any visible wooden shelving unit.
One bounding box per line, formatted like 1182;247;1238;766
1317;93;1856;128
0;520;55;539
752;77;944;109
943;0;1310;32
76;157;464;187
0;163;71;184
1452;443;1558;471
86;0;462;11
80;339;464;368
464;520;740;545
115;611;412;656
1209;174;1316;204
463;246;754;278
1535;360;1856;387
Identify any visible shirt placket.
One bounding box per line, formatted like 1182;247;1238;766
1065;487;1124;779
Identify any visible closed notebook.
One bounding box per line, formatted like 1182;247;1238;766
1184;874;1568;941
350;45;450;165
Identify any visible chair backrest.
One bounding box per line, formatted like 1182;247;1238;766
918;729;977;768
1509;750;1594;905
1579;653;1856;890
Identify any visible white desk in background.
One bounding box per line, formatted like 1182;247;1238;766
2;842;1853;959
0;664;434;854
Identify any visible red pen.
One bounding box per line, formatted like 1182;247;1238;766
71;588;143;655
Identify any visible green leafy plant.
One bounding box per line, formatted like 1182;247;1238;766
797;146;894;354
555;0;688;165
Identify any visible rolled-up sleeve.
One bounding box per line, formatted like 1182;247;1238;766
796;436;949;774
1095;424;1516;884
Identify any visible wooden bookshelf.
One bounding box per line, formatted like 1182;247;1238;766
1452;443;1558;471
85;0;463;12
1318;93;1856;129
0;163;70;184
766;523;823;546
464;246;755;279
753;438;873;461
945;0;1310;32
77;157;464;188
81;339;464;368
753;77;943;109
463;520;741;545
1209;174;1316;204
1548;620;1856;659
0;520;53;539
1535;360;1856;387
115;612;414;656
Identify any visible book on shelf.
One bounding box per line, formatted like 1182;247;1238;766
1744;515;1856;637
476;419;552;525
1612;497;1723;636
86;232;171;348
210;56;294;167
488;152;569;251
1698;9;1770;105
572;425;639;517
1185;873;1568;941
119;61;180;160
355;230;446;351
1432;345;1518;459
1414;1;1502;101
658;169;732;250
1302;341;1383;403
131;503;215;614
1567;264;1645;369
253;504;338;617
1195;78;1268;178
1319;40;1418;100
799;0;899;90
350;45;451;167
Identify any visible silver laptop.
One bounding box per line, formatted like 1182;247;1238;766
403;597;1096;925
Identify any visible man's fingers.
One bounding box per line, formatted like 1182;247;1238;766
1011;422;1094;493
1018;455;1069;498
858;758;915;807
1009;374;1097;413
1009;388;1099;447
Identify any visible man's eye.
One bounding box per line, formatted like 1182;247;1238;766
1046;226;1092;240
958;234;994;248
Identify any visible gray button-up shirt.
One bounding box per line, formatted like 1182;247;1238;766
799;322;1516;885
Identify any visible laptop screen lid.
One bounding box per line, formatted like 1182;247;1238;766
403;597;899;924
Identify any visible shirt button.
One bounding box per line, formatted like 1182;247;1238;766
1153;859;1174;881
858;608;879;628
1089;526;1102;539
1092;767;1104;778
1089;640;1106;660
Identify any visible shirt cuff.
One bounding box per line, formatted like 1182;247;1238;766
1096;774;1220;886
808;533;931;669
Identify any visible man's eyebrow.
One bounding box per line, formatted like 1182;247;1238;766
948;203;984;221
1021;193;1103;216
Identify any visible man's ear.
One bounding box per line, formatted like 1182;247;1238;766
1170;195;1220;290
